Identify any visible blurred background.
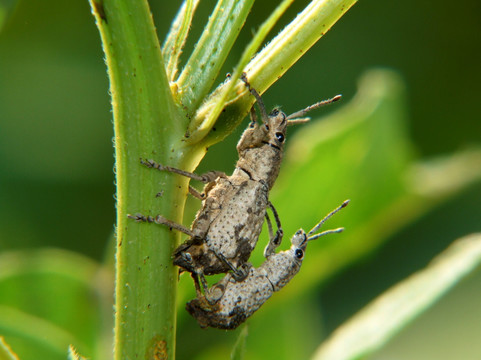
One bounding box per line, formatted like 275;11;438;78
0;0;480;359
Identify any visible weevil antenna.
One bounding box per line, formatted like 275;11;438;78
287;94;342;122
307;200;350;240
308;227;344;241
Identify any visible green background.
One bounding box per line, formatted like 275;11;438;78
0;0;480;359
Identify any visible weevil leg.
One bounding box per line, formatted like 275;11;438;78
191;273;203;298
215;252;251;282
140;158;226;184
248;104;258;127
265;211;274;243
263;202;284;258
204;276;230;305
241;72;269;124
198;272;225;306
188;185;205;200
127;213;195;237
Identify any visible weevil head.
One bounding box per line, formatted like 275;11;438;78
236;108;288;153
265;229;307;290
235;109;288;187
289;228;309;264
264;108;288;150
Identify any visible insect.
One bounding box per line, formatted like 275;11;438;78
129;74;341;296
186;200;349;330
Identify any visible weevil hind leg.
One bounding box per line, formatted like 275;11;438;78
263;202;284;258
196;272;226;305
127;213;195;237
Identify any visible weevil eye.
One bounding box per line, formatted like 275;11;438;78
184;253;193;263
295;249;304;259
275;132;284;142
270;109;280;116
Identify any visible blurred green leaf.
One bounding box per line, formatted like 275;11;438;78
0;249;112;360
0;0;18;32
67;345;87;360
230;325;248;360
0;336;19;360
312;233;481;360
0;305;85;358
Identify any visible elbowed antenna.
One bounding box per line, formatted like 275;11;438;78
287;94;342;125
307;199;350;241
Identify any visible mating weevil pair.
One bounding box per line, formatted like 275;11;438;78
129;74;346;327
187;200;349;329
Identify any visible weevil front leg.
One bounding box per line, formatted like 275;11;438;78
241;72;269;123
140;159;226;184
264;201;284;258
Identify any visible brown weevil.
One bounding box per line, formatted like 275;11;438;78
186;200;349;330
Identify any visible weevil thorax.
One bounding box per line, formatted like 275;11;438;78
235;109;287;189
263;229;308;291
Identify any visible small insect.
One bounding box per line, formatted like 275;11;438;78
186;200;349;330
129;75;341;296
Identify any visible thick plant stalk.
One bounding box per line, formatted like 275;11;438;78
89;1;187;359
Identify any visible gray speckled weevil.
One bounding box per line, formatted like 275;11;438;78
185;200;349;330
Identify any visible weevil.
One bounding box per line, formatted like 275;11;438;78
186;200;349;330
129;74;341;294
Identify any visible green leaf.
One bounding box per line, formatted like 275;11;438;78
0;337;19;360
176;0;255;116
0;305;86;359
0;0;19;32
67;345;87;360
312;233;481;360
162;0;199;82
230;325;248;360
0;248;111;360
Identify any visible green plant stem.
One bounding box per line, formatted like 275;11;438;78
89;1;188;359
